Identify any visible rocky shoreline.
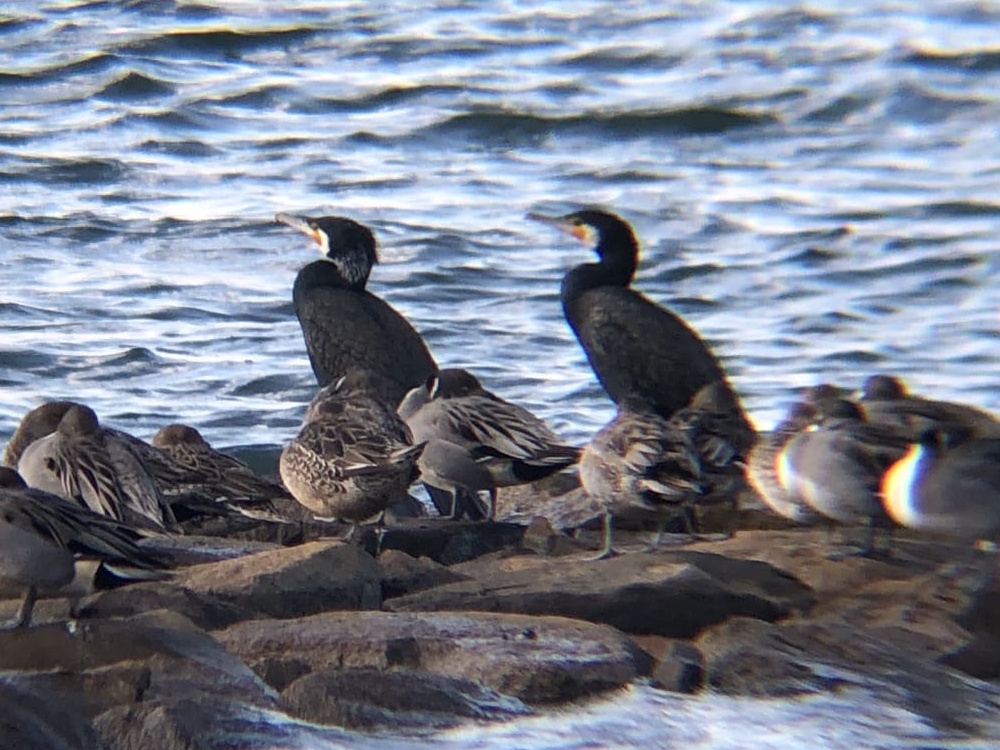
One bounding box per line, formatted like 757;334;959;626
3;473;1000;749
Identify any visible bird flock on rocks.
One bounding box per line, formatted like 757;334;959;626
2;206;1000;627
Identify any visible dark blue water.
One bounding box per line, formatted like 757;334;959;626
2;2;1000;746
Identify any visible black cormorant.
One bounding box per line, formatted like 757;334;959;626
275;213;437;408
528;209;750;433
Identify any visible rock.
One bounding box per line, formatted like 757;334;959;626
84;541;382;628
694;531;1000;683
354;519;526;564
495;473;601;530
177;540;382;617
94;695;350;750
0;678;106;750
78;581;261;631
217;610;648;703
650;641;705;694
520;516;586;556
175;514;337;546
281;667;531;730
137;534;283;567
0;610;273;716
697;616;1000;733
12;663;152;720
376;549;468;600
386;549;815;638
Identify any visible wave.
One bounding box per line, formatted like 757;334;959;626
0;52;118;87
415;106;776;145
95;70;174;101
10;158;131;186
287;84;478;115
119;27;316;57
901;47;1000;72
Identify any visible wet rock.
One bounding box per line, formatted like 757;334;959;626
386;549;815;638
0;678;106;750
11;663;152;720
217;610;648;703
376;549;468;600
650;641;705;694
697;616;1000;733
281;667;531;730
95;695;349;750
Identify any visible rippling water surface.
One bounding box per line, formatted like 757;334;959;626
2;1;1000;746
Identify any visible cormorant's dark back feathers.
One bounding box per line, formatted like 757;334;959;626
279;213;438;407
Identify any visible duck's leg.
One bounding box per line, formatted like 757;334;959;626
486;488;498;523
374;510;388;556
585;511;617;560
644;521;666;552
15;585;37;628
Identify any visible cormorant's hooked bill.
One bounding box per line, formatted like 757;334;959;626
275;212;325;250
526;212;597;246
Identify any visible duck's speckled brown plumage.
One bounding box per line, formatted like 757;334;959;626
579;382;750;558
280;372;424;522
152;423;290;504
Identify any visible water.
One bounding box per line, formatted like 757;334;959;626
2;1;1000;746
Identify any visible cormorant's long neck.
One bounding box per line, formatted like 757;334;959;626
293;259;367;306
560;231;638;313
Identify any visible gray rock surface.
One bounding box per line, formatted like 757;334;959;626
386;548;815;637
216;609;649;703
281;667;531;730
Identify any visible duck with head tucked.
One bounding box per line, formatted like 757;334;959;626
0;467;168;627
15;403;179;534
398;368;581;521
882;428;1000;542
